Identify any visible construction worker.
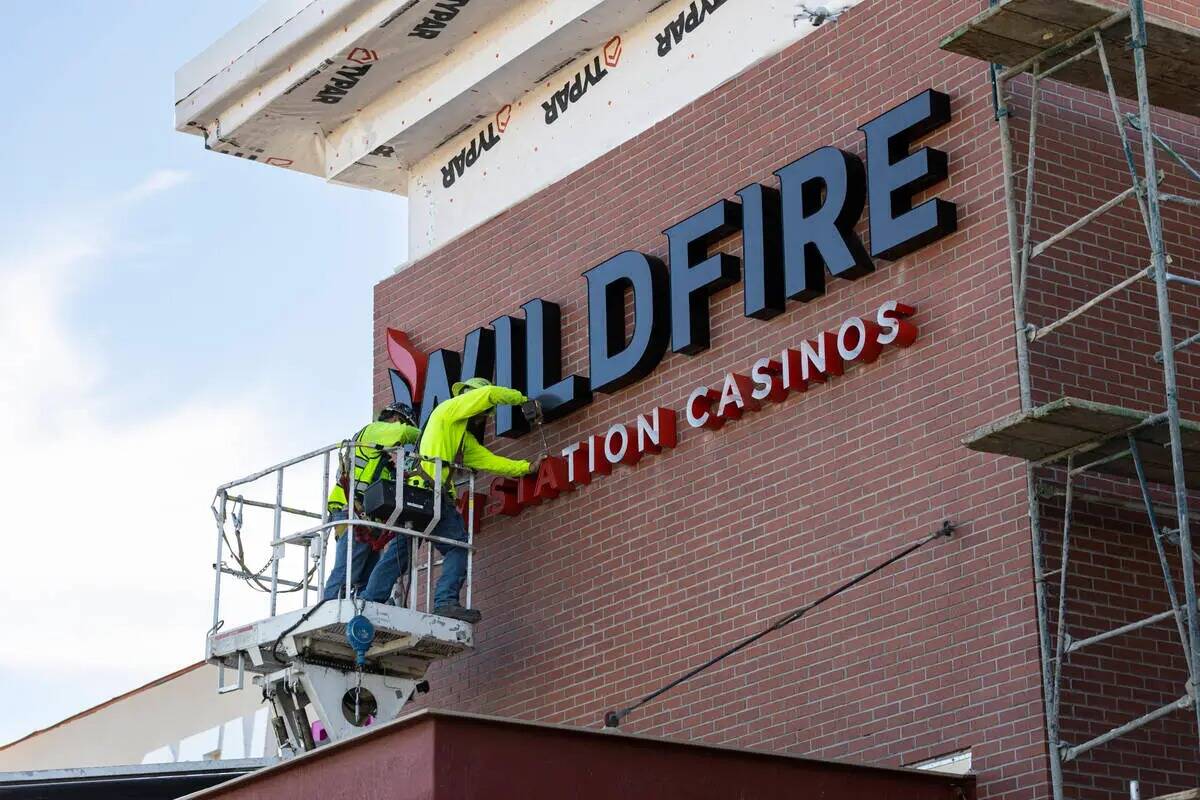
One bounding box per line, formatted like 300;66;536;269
360;377;534;622
321;402;421;601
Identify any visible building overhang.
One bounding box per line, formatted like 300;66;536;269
178;0;863;263
174;0;661;194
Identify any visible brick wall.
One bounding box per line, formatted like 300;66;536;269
372;2;1199;799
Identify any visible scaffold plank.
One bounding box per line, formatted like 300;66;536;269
963;398;1200;485
941;0;1200;118
1148;791;1200;800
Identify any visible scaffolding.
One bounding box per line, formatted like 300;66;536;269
942;0;1200;797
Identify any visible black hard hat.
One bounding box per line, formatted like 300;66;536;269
379;402;417;426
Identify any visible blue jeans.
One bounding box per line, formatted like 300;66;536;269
361;502;469;607
320;510;380;601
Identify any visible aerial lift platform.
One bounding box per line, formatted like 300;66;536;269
206;442;482;755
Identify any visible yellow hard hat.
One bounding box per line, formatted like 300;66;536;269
451;376;492;396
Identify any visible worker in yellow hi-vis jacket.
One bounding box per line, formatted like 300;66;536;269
322;403;421;601
360;378;534;622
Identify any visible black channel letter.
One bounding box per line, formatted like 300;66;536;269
522;299;592;420
665;199;742;355
419;350;462;429
859;89;957;260
492;315;529;438
736;183;785;320
389;369;415;409
774;146;871;302
461;326;496;385
584;251;670;394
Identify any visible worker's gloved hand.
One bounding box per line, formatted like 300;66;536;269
526;460;539;476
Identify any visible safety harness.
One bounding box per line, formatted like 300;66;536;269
334;426;401;552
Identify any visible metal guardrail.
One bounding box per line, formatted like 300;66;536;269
209;440;480;654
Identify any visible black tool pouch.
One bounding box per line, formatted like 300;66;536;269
363;479;437;530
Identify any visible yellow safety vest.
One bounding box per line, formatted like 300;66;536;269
328;421;421;511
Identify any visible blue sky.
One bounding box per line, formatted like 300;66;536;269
0;4;408;746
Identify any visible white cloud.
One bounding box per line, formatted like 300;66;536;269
0;236;104;437
119;169;192;205
0;171;305;743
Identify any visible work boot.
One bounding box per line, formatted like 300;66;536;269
433;603;482;624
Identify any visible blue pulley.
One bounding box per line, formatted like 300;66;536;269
346;614;376;667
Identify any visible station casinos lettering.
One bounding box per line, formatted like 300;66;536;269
395;90;958;438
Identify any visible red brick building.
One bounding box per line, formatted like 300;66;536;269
177;1;1200;798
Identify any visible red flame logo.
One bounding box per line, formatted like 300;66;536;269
386;329;428;403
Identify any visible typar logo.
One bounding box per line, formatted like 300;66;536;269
386;329;428;409
542;42;618;126
347;48;379;65
408;0;472;40
656;0;730;58
440;105;509;189
603;35;623;68
313;50;379;104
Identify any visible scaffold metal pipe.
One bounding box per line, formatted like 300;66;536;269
1062;695;1194;762
1036;43;1098;81
1031;184;1139;259
1069;449;1131;476
1039;482;1200;525
1131;0;1200;738
1095;33;1151;227
1049;458;1075;752
1016;69;1042;310
1065;603;1199;656
1028;266;1152;343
